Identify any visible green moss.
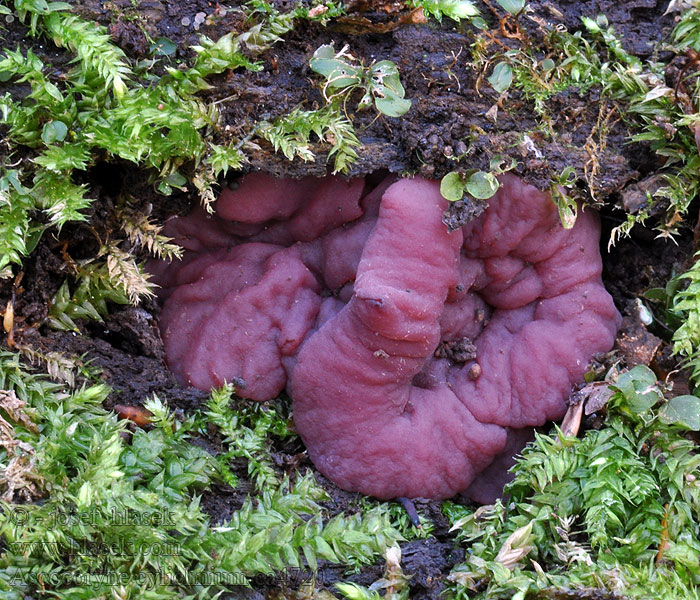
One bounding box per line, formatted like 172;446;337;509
0;352;404;597
445;366;700;600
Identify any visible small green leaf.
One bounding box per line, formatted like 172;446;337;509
370;61;411;116
612;365;662;414
581;16;601;33
557;165;577;185
370;60;402;82
443;0;480;20
325;64;362;88
164;171;188;188
488;62;513;94
38;0;53;12
557;201;577;229
310;44;361;87
44;81;64;102
335;583;377;600
26;227;45;255
440;171;465;202
309;44;338;77
168;473;199;489
41;120;68;144
497;0;526;14
151;37;178;56
419;0;478;23
4;170;28;195
76;481;93;508
370;62;405;97
375;93;411;117
157;181;173;195
659;395;700;430
541;58;555;71
551;185;577;229
643;288;668;302
466;171;499;199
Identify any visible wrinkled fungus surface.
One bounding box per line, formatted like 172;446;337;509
151;173;621;501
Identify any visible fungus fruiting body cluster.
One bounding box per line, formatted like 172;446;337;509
151;173;620;500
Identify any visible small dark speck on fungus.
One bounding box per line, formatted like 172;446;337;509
149;172;620;502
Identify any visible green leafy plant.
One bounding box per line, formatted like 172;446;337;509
583;10;700;238
496;0;527;15
335;545;410;600
241;0;345;53
310;44;412;118
204;384;293;489
549;165;578;229
0;350;405;597
608;209;650;250
255;41;411;173
440;170;499;201
0;0;363;350
461;4;700;234
258;104;360;174
44;199;182;334
446;365;700;600
201;474;403;575
439;156;516;202
409;0;480;24
47;242;156;333
0;169;40;278
643;249;700;393
488;60;513;94
668;251;700;386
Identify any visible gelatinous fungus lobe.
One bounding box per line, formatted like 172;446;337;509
151;172;620;501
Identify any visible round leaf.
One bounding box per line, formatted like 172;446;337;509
165;171;188;188
310;44;361;87
375;93;411;117
41;120;68;144
488;62;513;94
613;365;661;414
309;44;338;77
496;0;525;14
157;181;173;195
440;172;465;202
465;171;499;199
151;37;177;56
445;0;480;20
659;395;700;430
541;58;555;72
325;64;362;89
371;61;410;116
370;61;402;85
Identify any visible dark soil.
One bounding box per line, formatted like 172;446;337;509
0;1;694;598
